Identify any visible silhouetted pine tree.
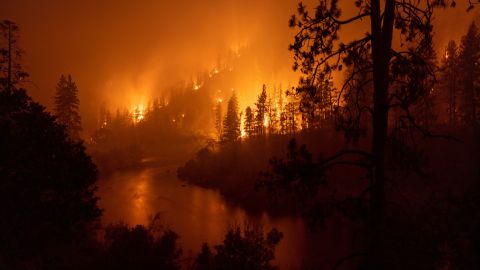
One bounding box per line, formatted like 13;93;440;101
408;33;438;129
459;22;480;127
54;74;82;140
244;106;255;137
0;20;28;90
284;101;297;134
221;93;240;143
279;110;288;135
254;85;267;136
266;94;278;134
438;40;460;126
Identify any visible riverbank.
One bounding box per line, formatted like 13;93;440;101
176;130;353;217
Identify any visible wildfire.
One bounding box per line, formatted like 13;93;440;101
193;82;203;90
209;67;220;78
132;104;145;124
240;117;246;138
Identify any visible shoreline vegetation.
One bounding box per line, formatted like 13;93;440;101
177;126;476;220
178;129;362;217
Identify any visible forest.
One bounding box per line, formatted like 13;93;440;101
1;1;480;270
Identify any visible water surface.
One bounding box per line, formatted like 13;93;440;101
97;165;341;269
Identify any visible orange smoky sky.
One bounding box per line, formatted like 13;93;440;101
0;1;478;131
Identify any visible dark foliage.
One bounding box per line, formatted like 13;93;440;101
458;22;480;127
0;20;28;90
178;130;345;216
254;85;268;136
101;223;182;270
221;93;241;144
192;225;283;270
54;74;82;140
0;87;101;269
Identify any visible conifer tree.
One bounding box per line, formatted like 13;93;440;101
439;41;460;126
267;94;278;134
244;106;255;137
279;110;288;135
459;22;480;126
0;20;28;90
285;101;297;135
54;74;82;140
221;93;241;143
254;85;268;136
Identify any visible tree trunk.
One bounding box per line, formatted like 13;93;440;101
367;0;394;268
7;23;12;91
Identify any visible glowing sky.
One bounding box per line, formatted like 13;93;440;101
1;0;478;130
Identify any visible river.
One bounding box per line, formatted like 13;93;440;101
97;164;349;269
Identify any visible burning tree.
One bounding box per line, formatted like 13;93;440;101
254;85;268;136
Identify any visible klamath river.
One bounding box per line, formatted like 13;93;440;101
97;164;352;269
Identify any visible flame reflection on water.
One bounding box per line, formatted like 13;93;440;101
97;166;329;269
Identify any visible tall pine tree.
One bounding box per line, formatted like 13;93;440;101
54;74;82;140
244;106;255;137
0;20;28;90
459;22;480;126
266;94;278;134
438;40;460;126
254;85;267;136
221;93;241;144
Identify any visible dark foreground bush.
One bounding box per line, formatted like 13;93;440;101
192;225;283;270
100;223;182;270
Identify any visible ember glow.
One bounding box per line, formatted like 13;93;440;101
264;115;269;127
132;104;145;124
